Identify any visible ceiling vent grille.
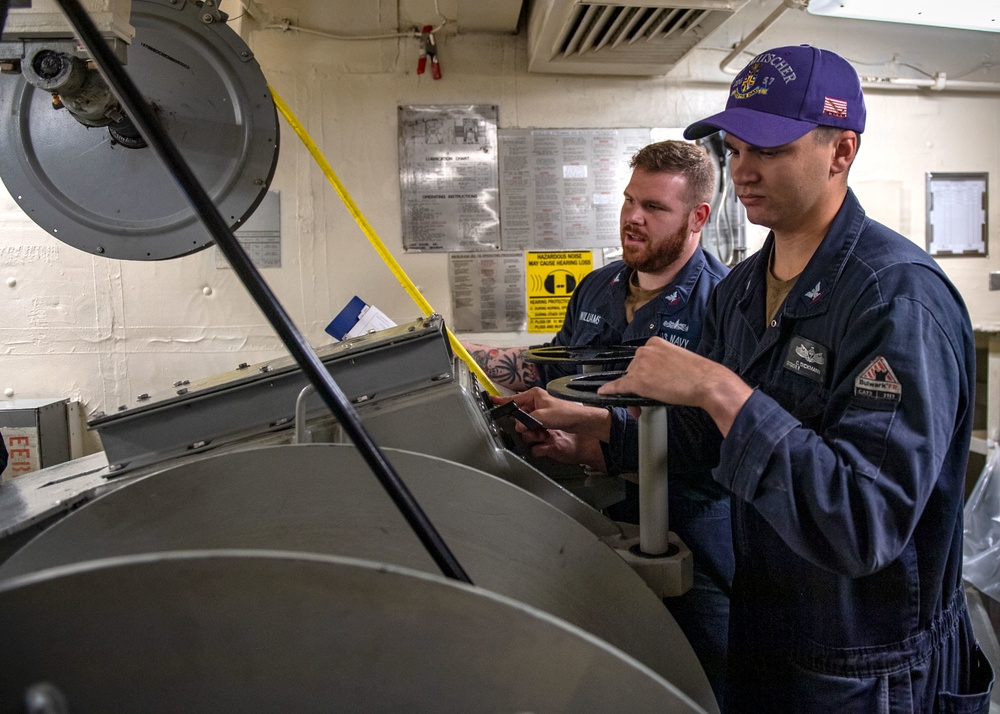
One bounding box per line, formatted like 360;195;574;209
528;0;749;76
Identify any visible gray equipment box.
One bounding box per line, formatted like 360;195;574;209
0;399;70;480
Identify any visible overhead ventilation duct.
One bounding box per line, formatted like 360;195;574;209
527;0;749;76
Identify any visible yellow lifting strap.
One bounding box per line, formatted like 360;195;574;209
268;86;501;396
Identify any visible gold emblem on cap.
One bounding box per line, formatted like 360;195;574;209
732;62;772;100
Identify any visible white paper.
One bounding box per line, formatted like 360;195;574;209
344;305;397;339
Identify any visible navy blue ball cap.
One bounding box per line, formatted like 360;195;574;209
684;45;866;147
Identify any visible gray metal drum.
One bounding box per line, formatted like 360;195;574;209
0;551;707;712
0;444;717;713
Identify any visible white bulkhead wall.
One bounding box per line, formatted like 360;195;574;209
0;0;997;453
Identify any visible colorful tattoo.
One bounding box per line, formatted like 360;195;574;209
468;346;539;391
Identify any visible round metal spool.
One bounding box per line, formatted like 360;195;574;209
0;551;707;712
0;444;717;713
0;0;278;260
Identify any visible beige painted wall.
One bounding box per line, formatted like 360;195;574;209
1;21;998;454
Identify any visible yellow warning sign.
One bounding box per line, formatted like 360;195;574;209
526;251;594;333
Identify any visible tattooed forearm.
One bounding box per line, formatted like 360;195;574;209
463;343;540;392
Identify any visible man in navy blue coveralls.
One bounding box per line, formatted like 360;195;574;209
469;140;733;709
507;45;995;712
466;140;728;392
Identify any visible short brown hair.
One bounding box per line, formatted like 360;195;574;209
813;125;862;150
629;140;716;208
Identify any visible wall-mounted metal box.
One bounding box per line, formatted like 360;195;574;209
1;399;70;481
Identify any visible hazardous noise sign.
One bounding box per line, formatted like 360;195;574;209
525;251;593;333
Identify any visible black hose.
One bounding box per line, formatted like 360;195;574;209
51;0;472;585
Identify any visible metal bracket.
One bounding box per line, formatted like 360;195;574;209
197;0;227;25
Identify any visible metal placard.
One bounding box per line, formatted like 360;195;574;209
216;191;281;269
398;105;500;252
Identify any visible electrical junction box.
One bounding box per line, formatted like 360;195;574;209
0;399;70;481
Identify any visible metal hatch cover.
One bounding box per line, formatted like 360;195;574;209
0;0;278;260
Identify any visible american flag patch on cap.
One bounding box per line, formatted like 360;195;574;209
823;96;848;118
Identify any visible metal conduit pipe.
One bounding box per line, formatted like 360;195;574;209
295;384;316;444
719;0;808;74
693;74;1000;93
863;75;1000;92
717;0;1000;94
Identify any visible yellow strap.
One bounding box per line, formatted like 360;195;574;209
268;85;501;396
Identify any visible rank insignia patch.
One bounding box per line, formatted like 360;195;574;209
802;280;826;305
854;356;901;402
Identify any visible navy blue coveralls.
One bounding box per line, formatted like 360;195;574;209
541;247;734;708
604;190;995;712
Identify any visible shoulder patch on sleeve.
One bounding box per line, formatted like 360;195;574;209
854;356;901;402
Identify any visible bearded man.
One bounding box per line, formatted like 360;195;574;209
466;139;733;710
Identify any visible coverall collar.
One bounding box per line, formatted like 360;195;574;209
738;188;867;322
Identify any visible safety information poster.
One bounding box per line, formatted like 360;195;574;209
526;251;594;333
399;105;500;252
499;128;650;251
449;252;526;332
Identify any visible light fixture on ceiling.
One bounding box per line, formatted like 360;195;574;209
806;0;999;33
